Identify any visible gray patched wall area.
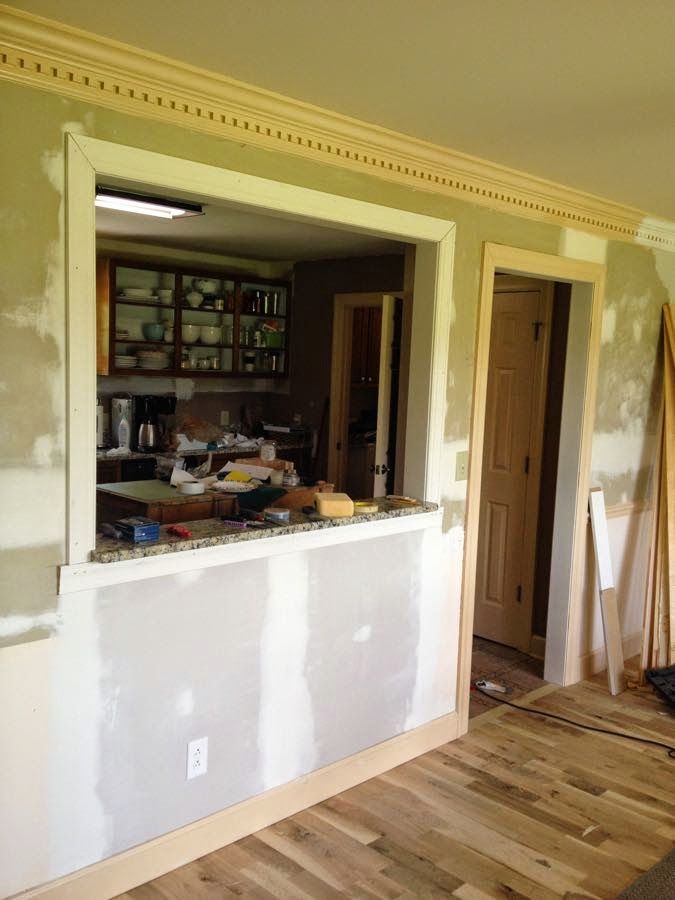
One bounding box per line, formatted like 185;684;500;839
0;525;455;894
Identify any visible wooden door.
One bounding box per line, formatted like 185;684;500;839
473;281;553;650
373;296;395;496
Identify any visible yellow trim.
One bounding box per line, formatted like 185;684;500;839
0;5;673;250
11;712;458;900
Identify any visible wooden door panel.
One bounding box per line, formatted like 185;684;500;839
485;501;509;605
488;367;517;473
474;288;551;649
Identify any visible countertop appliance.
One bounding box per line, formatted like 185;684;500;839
111;395;135;449
136;395;160;452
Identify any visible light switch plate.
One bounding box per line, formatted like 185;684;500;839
455;450;469;481
219;410;230;427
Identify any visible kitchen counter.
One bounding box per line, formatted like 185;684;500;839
92;498;437;563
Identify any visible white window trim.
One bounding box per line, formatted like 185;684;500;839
65;133;456;565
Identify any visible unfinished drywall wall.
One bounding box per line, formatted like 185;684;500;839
591;241;670;504
0;76;674;895
0;523;453;896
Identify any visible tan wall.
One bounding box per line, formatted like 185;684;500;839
1;79;673;642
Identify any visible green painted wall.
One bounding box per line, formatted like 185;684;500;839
0;79;673;645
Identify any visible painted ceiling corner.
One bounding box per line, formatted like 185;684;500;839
0;3;673;251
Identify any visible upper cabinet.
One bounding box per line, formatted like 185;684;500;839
96;258;290;378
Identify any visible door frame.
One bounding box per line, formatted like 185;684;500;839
65;134;455;564
474;279;554;652
458;243;605;722
328;292;400;491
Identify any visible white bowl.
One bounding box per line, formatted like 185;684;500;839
193;278;218;294
200;325;221;345
120;287;153;299
178;481;205;495
158;289;173;305
185;291;203;308
182;324;200;344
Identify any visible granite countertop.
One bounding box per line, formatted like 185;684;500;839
92;498;438;563
96;437;309;462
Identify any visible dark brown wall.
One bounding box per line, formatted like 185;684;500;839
274;254;405;473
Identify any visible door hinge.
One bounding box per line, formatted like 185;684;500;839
524;455;530;474
516;585;522;603
533;320;544;341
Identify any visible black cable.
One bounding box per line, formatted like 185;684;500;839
474;683;675;759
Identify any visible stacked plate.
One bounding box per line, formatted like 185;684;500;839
137;349;170;369
115;354;137;369
118;288;158;302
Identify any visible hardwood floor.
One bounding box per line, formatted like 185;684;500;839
470;636;546;718
118;675;675;899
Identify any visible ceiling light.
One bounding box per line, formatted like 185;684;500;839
95;188;203;220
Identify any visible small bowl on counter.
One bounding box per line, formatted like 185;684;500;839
181;324;200;344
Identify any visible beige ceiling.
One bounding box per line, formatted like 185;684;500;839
96;189;405;261
8;0;675;220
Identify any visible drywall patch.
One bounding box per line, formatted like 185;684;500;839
47;588;107;881
405;527;457;729
175;688;195;717
559;228;607;264
601;306;616;344
258;552;316;790
0;611;61;640
352;624;372;643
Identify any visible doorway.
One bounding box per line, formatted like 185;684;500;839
473;275;555;654
328;292;407;496
458;243;605;727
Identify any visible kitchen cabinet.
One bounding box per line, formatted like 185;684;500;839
96;480;238;526
97;258;290;378
96;456;156;484
350;306;381;386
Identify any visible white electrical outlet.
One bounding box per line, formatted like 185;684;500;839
219;410;230;427
186;736;208;780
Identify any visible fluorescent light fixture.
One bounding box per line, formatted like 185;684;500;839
95;187;203;219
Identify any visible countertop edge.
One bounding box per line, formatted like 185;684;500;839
59;507;442;595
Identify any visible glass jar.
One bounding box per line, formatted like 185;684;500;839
260;440;277;462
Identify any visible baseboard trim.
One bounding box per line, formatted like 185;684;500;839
529;633;547;660
12;711;458;900
574;630;642;682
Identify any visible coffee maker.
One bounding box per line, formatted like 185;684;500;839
136;395;160;452
134;395;177;451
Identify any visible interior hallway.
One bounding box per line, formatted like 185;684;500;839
470;636;546;719
117;673;674;899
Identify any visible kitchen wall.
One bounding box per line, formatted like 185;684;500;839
0;77;673;895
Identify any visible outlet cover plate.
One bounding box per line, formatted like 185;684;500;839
187;736;208;780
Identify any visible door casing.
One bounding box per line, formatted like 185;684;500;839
459;243;605;726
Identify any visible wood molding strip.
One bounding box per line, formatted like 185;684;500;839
0;6;673;250
12;711;458;900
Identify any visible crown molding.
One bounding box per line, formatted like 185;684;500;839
1;5;673;251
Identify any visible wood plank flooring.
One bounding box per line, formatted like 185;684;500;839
118;674;675;899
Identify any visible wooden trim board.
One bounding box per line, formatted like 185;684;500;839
63;132;455;563
11;711;458;900
0;6;673;250
589;487;626;695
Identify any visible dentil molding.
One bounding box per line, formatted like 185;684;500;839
0;4;673;251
